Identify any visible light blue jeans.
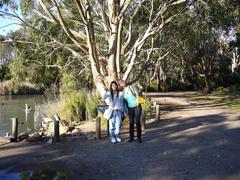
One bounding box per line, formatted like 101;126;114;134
109;110;122;139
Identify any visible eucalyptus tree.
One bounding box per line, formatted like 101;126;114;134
171;0;239;93
143;0;239;92
0;0;189;89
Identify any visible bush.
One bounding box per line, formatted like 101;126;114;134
147;80;158;92
60;73;78;96
46;89;102;123
141;97;151;113
69;90;87;121
86;92;100;120
215;86;230;93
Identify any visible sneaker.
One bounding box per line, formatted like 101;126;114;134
110;137;116;143
116;136;122;143
137;139;142;143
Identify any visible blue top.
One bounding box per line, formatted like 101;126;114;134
123;86;138;108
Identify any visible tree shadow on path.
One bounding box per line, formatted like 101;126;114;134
1;110;240;180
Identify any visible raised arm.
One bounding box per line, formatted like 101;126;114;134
96;82;109;100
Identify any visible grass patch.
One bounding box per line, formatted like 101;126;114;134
189;91;240;112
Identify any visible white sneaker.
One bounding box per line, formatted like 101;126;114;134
115;136;122;142
110;137;116;143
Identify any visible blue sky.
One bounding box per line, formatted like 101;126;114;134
0;0;22;36
0;16;22;35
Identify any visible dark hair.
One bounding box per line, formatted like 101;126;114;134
110;81;119;100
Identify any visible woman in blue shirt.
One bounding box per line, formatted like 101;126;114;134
119;80;142;143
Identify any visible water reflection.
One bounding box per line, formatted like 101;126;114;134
0;95;45;135
0;170;20;180
0;169;70;180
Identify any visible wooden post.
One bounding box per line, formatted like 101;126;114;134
107;120;110;137
11;118;18;142
97;105;109;138
156;104;160;121
54;114;60;142
96;116;101;139
141;111;145;132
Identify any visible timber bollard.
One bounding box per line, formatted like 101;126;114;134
11;118;18;142
96;116;101;139
141;111;145;132
107;121;109;137
54;114;60;142
156;104;160;121
97;105;109;138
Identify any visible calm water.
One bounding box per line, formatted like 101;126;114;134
0;95;45;136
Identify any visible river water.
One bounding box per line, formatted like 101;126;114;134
0;95;45;136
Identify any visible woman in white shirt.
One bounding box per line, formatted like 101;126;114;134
98;80;125;143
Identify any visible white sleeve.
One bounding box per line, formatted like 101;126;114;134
97;83;109;99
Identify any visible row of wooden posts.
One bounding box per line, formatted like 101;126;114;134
0;104;160;142
0;115;61;143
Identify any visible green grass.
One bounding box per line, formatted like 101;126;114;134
189;91;240;112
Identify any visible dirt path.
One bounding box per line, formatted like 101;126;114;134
1;92;240;180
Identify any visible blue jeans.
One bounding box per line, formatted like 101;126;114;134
109;110;122;138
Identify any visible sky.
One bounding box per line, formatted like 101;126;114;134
0;0;22;36
0;16;22;35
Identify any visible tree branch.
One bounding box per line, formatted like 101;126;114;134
51;0;88;54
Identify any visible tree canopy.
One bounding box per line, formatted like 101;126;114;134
0;0;239;92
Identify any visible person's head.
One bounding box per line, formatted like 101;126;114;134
110;80;118;92
110;80;119;99
118;79;126;88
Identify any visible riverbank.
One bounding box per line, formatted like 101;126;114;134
0;80;43;95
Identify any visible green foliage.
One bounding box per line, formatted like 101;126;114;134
20;0;34;16
60;72;78;96
141;97;151;113
86;93;100;120
47;91;99;123
215;86;230;93
1;0;239;94
0;65;11;80
8;79;20;94
9;56;27;82
45;72;99;122
167;80;192;91
69;90;87;121
147;80;158;92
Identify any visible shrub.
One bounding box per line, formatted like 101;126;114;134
141;97;152;118
86;92;100;120
215;86;230;93
45;90;89;123
68;90;87;121
147;80;158;92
